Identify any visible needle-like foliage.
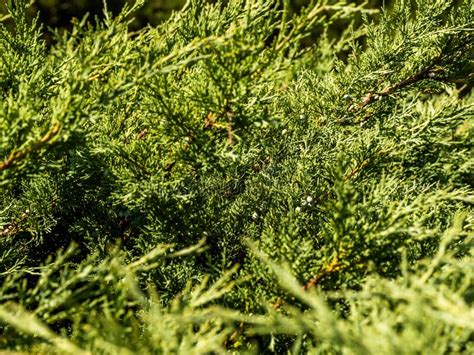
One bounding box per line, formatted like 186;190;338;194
0;0;472;353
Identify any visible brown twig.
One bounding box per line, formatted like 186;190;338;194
203;111;235;145
303;254;341;290
136;128;148;140
0;122;61;172
1;194;60;239
1;207;30;238
1;220;23;238
272;255;341;310
270;155;380;310
342;49;450;126
343;157;372;182
1;123;61;238
352;65;438;114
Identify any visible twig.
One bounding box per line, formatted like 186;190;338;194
272;255;341;310
343;157;372;181
1;194;60;239
303;254;340;290
203;110;235;145
340;48;453;126
352;65;438;114
0;122;61;172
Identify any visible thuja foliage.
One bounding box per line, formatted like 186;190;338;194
0;0;473;353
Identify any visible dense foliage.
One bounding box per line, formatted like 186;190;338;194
0;0;473;353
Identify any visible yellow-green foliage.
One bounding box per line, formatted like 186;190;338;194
0;0;472;353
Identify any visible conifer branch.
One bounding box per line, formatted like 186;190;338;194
0;0;472;352
350;59;445;116
304;254;341;290
0;122;61;172
346;38;471;124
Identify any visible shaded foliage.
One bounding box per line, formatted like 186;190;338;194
0;0;472;353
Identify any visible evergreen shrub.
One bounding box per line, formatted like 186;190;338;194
0;0;472;353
